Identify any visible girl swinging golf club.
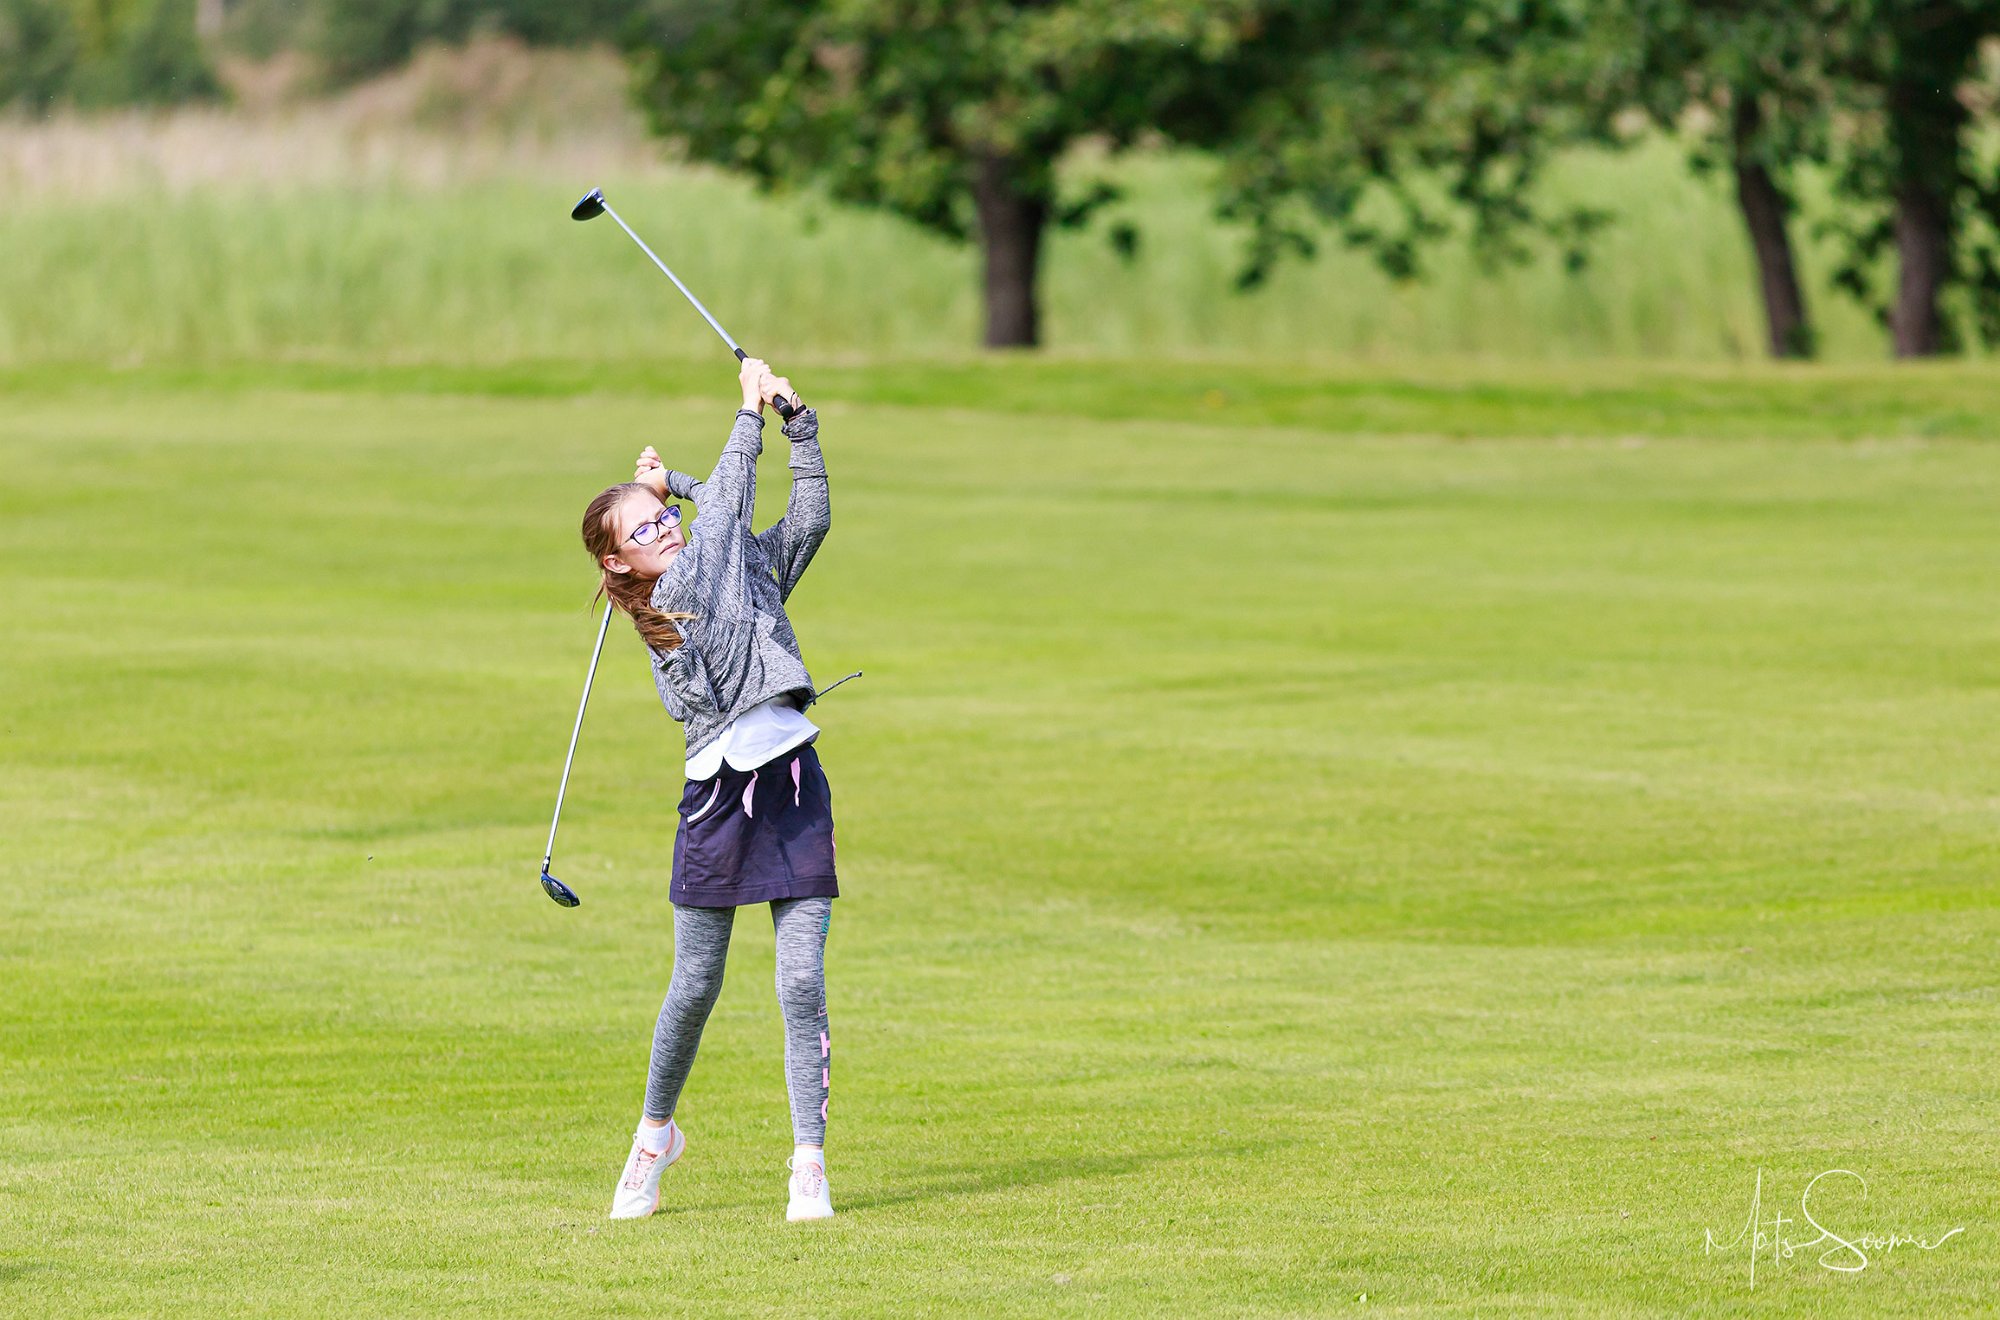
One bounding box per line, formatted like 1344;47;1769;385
580;356;839;1223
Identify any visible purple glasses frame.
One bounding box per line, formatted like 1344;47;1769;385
625;503;683;547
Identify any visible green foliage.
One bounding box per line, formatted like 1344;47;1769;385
1602;0;2000;351
0;0;77;109
625;0;1634;292
1807;1;2000;349
216;0;313;61
624;1;1654;342
81;0;217;104
0;0;217;108
1553;1;1845;357
1619;0;1844;141
311;0;642;85
1160;1;1623;290
624;0;1231;243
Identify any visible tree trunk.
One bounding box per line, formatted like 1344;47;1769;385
1729;95;1811;359
972;152;1048;348
1883;22;1974;358
1889;180;1950;357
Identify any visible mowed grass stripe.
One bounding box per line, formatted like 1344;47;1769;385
9;356;2000;440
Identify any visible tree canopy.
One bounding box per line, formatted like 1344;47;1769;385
626;0;1628;348
628;0;1267;346
0;0;218;108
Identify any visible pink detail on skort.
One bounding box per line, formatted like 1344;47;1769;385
791;757;802;806
741;769;759;817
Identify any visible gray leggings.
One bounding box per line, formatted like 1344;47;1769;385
642;897;832;1145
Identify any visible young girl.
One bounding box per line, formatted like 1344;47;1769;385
579;357;838;1223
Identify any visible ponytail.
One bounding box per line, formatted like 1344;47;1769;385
595;568;695;654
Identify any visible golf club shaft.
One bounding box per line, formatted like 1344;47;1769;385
595;199;800;419
543;600;614;870
599;201;743;357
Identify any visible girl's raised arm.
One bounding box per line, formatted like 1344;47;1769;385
636;360;772;532
754;404;828;603
690;356;777;531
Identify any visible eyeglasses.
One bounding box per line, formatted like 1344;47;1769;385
625;504;683;547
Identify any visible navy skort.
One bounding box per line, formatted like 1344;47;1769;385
671;741;839;907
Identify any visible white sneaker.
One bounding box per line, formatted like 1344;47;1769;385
785;1154;834;1222
608;1121;686;1220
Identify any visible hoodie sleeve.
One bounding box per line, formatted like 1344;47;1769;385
658;408;761;516
678;408;764;543
752;407;828;603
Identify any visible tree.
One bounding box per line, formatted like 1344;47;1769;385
1147;1;1619;298
1817;2;2000;356
1629;2;2000;358
1617;2;1840;359
626;0;1631;348
0;0;80;109
0;0;218;108
624;0;1258;348
1627;1;2000;358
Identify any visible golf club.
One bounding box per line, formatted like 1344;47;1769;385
539;600;613;907
571;186;802;421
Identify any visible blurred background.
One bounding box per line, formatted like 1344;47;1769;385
5;0;2000;365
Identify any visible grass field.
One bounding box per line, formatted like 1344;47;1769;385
1;359;1994;1315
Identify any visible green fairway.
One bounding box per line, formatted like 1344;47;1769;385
1;363;1994;1316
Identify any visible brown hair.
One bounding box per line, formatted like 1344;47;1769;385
581;483;695;653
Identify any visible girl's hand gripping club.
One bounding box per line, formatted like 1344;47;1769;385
739;357;801;418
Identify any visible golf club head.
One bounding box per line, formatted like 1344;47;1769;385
571;188;607;222
541;867;581;907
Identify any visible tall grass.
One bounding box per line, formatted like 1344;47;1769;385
0;98;1904;364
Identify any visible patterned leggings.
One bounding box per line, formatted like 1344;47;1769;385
641;897;832;1144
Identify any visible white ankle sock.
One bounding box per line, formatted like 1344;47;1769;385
639;1120;675;1154
793;1145;823;1169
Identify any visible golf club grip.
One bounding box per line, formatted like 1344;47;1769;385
732;347;799;419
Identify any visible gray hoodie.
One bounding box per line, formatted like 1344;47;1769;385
647;406;828;761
